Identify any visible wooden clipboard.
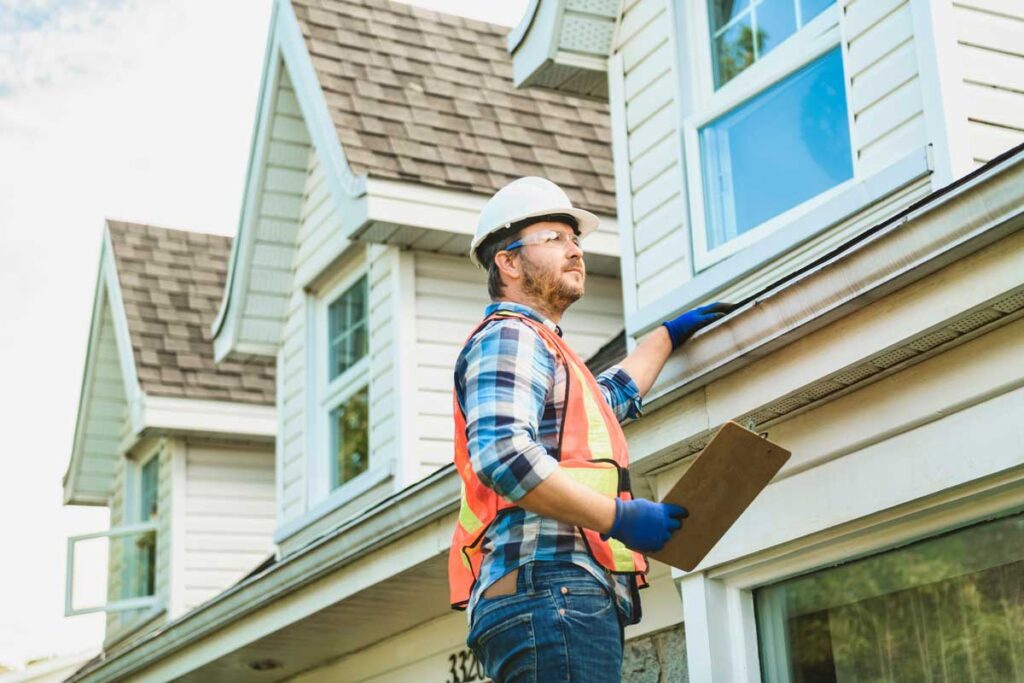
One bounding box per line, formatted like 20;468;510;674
648;421;790;572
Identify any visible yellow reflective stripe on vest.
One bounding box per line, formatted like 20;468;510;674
607;537;635;572
560;462;619;498
458;483;484;536
567;363;614;460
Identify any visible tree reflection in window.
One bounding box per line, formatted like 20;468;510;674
331;387;369;487
755;513;1024;682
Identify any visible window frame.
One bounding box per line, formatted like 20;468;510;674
681;2;855;271
309;264;373;504
64;445;163;617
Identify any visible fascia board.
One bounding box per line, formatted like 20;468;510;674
65;466;461;683
639;147;1024;414
64;227;144;506
63;239;111;506
507;0;541;52
211;0;281;347
138;395;276;440
359;177;621;257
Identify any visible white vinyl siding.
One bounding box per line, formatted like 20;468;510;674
237;63;308;349
952;0;1024;168
77;300;126;496
617;0;691;311
412;252;625;477
181;443;275;612
845;0;927;175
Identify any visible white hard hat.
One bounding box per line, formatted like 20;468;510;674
470;176;599;267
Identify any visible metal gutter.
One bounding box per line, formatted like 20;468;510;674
642;143;1024;413
66;465;460;682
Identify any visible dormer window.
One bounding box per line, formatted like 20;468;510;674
322;273;370;489
682;0;852;268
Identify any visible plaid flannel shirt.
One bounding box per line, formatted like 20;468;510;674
455;302;643;623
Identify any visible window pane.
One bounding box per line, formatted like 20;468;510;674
328;275;369;380
710;0;751;31
713;13;756;87
699;47;852;249
755;513;1024;682
800;0;832;23
140;456;159;521
331;387;369;488
754;0;797;57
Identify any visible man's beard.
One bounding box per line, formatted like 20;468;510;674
521;255;584;312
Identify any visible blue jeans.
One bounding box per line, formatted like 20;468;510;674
467;561;625;682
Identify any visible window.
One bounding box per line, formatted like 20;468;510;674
700;47;852;250
124;454;159;599
755;513;1024;682
328;275;368;380
710;0;834;87
323;274;370;489
683;0;853;268
64;448;162;616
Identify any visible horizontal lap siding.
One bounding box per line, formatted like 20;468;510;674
845;0;927;176
413;253;624;473
81;305;125;494
952;1;1024;167
617;0;691;311
368;245;398;468
104;456;125;637
240;66;307;348
182;443;275;612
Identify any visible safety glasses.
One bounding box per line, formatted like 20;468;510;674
503;229;582;253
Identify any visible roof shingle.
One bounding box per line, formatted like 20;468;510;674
291;0;617;215
107;221;276;405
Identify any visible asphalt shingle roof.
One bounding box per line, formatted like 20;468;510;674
106;221;276;405
290;0;618;214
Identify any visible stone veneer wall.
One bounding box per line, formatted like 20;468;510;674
622;625;687;682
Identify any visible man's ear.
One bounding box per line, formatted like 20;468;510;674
494;250;521;283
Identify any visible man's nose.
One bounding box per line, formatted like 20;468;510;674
566;238;583;260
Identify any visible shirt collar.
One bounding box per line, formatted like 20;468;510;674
485;301;563;337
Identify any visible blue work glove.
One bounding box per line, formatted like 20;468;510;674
662;302;736;349
605;498;688;553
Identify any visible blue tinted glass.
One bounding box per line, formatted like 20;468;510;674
755;0;797;57
800;0;833;23
713;14;756;87
700;47;852;249
710;0;751;30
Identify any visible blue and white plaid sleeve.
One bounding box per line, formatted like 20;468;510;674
596;365;643;422
456;320;559;503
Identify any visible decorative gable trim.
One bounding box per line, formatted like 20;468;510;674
212;0;369;362
63;229;143;506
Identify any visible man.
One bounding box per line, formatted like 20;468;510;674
449;177;733;682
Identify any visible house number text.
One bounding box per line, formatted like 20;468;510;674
446;648;486;683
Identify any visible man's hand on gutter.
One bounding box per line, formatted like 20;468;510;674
619;302;738;398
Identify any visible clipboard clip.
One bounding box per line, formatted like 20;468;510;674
743;416;769;439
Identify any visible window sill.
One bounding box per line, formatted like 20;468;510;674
627;147;933;337
273;461;394;545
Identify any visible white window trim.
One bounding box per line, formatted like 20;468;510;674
306;263;374;507
681;4;853;271
65;445;164;617
676;468;1024;682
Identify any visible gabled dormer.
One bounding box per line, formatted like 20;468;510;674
211;0;631;557
63;221;277;648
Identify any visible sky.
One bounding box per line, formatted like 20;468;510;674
0;0;527;670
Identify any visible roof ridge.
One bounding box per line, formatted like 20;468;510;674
106;219;233;244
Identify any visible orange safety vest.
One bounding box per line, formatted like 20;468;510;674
448;311;649;610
